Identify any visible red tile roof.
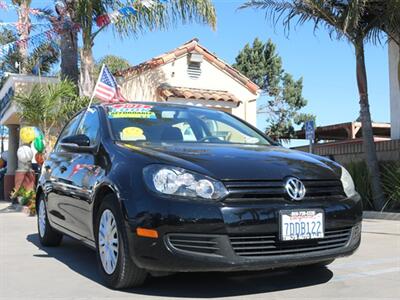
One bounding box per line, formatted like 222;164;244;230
116;38;260;95
158;86;241;106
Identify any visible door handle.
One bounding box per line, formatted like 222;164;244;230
60;166;67;173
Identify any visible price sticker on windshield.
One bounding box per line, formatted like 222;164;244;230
108;104;156;119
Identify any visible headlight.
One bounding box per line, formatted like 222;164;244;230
143;165;228;200
340;166;356;197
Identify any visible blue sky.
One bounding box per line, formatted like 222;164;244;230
1;1;390;144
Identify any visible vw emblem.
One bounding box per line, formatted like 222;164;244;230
285;177;306;201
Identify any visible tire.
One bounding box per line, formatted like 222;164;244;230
37;194;63;247
95;194;147;289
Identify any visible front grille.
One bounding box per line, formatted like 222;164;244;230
230;227;352;257
167;234;220;256
224;180;344;202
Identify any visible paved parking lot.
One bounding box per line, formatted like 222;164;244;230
1;203;399;300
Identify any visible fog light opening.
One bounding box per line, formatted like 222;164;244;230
352;223;362;240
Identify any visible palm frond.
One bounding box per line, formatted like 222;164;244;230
370;0;400;45
13;80;79;133
111;0;216;38
240;0;390;44
25;43;59;75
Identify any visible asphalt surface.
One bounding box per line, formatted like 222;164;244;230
0;201;399;300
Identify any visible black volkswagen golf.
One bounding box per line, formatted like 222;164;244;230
37;102;362;289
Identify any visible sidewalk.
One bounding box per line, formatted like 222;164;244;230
0;200;23;214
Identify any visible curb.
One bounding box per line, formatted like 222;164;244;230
363;211;400;221
0;201;23;213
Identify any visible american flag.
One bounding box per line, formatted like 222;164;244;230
93;65;127;103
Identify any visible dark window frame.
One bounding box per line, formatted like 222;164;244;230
76;108;101;146
53;111;84;153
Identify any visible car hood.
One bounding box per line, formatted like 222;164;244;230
120;142;341;181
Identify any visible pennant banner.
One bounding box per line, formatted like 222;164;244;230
0;29;57;56
0;22;50;30
0;1;49;18
95;0;167;27
0;0;167;60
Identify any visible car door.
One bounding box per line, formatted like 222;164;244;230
46;112;83;230
54;108;105;240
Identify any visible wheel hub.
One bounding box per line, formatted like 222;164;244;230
38;200;46;238
98;209;119;275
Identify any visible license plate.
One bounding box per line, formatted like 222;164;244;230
280;210;324;241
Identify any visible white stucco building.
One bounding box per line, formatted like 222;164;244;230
0;74;58;200
389;40;400;140
117;39;260;127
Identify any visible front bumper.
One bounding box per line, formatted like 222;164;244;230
124;192;363;272
128;223;361;272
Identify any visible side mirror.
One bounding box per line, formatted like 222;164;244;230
60;134;96;153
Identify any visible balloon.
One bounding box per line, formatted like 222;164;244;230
17;146;33;163
1;151;8;162
20;127;35;144
35;152;44;165
33;136;45;153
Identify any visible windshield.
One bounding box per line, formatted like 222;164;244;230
106;103;271;146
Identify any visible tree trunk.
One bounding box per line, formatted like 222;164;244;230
80;47;95;97
16;1;31;73
79;1;95;97
355;40;385;210
60;31;79;84
58;0;79;85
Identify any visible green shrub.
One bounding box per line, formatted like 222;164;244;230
345;160;400;211
345;161;374;210
381;162;400;211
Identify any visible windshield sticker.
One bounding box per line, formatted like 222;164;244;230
120;127;146;141
245;137;260;144
108;104;156;119
110;104;153;110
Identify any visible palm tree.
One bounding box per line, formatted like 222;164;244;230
0;28;59;76
55;0;80;85
13;80;87;139
241;0;386;210
56;0;217;97
12;0;32;73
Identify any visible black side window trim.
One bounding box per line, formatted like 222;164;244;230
53;112;85;153
76;108;102;146
53;107;102;153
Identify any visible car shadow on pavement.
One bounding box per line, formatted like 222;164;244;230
27;233;334;298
